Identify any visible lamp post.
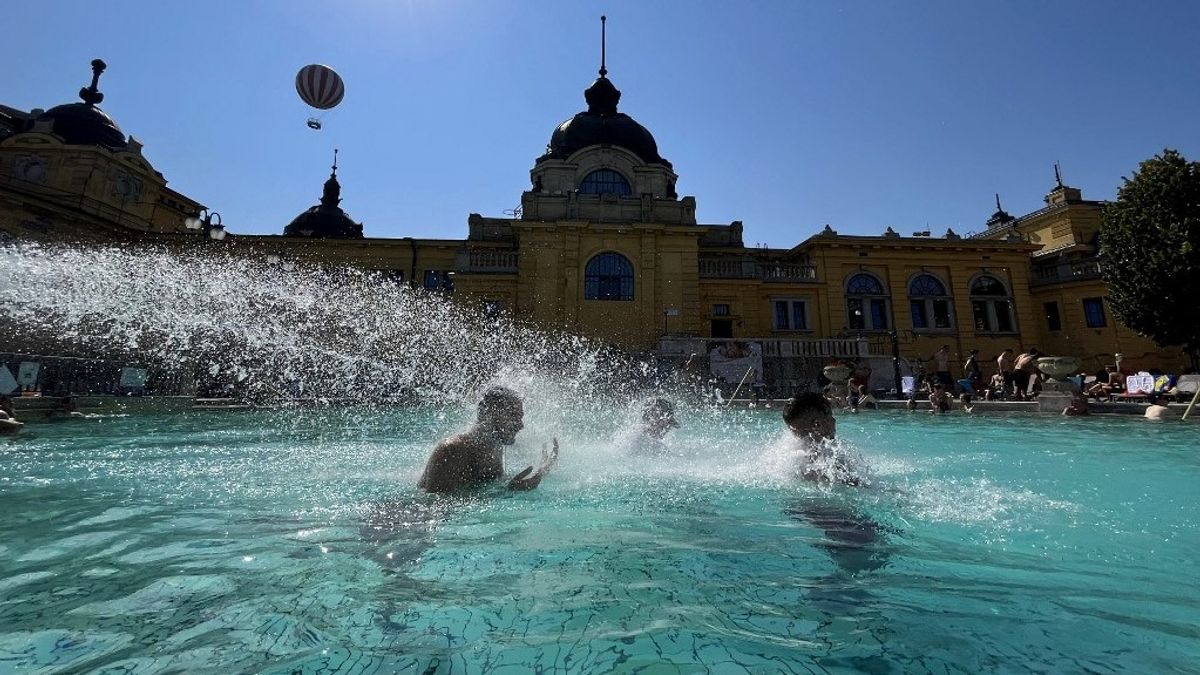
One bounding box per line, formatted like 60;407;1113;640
184;209;227;241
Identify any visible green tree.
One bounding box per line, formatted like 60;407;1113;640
1101;149;1200;366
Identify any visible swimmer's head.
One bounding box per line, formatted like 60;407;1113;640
783;392;835;443
641;397;679;440
477;386;524;444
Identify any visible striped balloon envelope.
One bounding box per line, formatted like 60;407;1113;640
295;64;345;110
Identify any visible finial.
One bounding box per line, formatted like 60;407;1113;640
599;15;607;78
79;58;107;107
1054;161;1063;188
331;148;339;178
995;193;1002;211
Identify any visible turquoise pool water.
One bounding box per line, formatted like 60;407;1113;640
1;406;1198;673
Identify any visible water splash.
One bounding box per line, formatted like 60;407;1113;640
0;242;660;406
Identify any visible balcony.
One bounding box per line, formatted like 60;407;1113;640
455;248;518;274
699;258;817;282
1031;257;1103;286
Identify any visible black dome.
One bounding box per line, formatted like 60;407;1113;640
33;59;126;150
541;76;670;167
36;103;126;149
284;171;363;239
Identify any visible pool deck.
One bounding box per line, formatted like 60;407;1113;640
6;395;1196;421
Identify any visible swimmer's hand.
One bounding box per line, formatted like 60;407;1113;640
507;438;559;491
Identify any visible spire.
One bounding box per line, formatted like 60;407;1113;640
1054;161;1064;188
321;148;341;208
988;192;1014;226
78;59;107;107
584;15;621;114
599;15;607;78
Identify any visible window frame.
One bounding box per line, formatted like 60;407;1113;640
772;298;810;331
1082;297;1107;328
907;273;954;332
578;169;633;196
968;273;1016;334
1044;301;1062;332
584;252;635;301
845;272;891;331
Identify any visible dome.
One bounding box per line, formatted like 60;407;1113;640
36;103;126;149
284;169;363;239
541;76;670;167
33;59;126;150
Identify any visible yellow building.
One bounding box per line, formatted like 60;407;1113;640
1;58;1187;388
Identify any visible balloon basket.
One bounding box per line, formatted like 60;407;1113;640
306;118;322;130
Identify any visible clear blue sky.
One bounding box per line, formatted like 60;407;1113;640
7;1;1198;244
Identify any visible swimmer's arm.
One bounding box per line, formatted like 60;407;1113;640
418;441;470;494
507;437;559;491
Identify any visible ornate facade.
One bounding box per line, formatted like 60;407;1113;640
0;58;1185;379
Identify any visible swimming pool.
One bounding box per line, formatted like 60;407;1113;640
1;406;1197;673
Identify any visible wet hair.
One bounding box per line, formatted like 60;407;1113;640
478;386;522;416
783;392;831;425
960;393;973;404
642;397;675;420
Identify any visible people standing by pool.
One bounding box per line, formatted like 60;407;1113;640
963;349;983;393
418;386;558;493
932;345;953;389
996;349;1016;398
1012;348;1041;401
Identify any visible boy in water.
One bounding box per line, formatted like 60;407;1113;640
419;386;558;493
782;392;861;485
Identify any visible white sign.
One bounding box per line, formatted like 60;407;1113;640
17;361;39;387
120;367;149;388
664;308;680;316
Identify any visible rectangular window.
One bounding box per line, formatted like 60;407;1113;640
995;301;1014;333
932;299;952;329
773;299;808;330
972;300;992;332
791;301;807;330
712;303;730;317
423;270;440;290
423;270;454;292
870;298;889;330
1044;301;1062;331
847;298;865;330
910;300;928;329
1083;297;1107;327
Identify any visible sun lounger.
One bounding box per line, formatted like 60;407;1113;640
1168;374;1200;403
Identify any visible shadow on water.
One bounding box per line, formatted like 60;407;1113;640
786;496;893;613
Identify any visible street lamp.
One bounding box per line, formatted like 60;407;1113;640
184;209;227;241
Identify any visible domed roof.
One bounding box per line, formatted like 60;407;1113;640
284;165;363;239
542;75;670;167
35;59;126;150
36;103;126;149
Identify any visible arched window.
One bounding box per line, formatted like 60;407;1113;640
845;273;890;330
579;169;632;196
584;252;634;301
909;274;953;330
970;274;1016;333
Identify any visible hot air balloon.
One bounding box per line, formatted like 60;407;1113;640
295;64;344;130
